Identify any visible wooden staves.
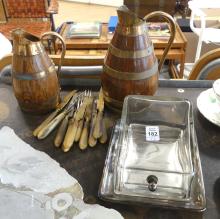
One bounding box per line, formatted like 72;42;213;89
101;6;158;109
11;29;65;114
101;6;176;109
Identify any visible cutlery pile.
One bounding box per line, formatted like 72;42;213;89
33;88;107;152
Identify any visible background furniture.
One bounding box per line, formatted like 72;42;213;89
124;0;177;18
0;79;219;218
0;0;6;23
176;0;190;18
0;0;58;40
189;48;220;80
189;0;220;62
58;22;187;78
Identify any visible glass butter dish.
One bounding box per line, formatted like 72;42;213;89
99;95;206;211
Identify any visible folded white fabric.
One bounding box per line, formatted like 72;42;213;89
0;33;12;59
0;126;123;219
0;126;78;194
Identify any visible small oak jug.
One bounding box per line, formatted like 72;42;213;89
101;5;176;109
11;29;65;114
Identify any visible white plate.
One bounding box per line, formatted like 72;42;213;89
197;88;220;127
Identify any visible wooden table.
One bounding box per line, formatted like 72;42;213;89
1;78;220;218
59;23;187;78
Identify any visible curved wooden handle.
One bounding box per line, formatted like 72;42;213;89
54;115;69;147
75;119;84;142
99;118;107;144
144;11;176;73
40;31;66;82
93;111;103;139
79;120;89;150
89;114;97;147
62;119;78;152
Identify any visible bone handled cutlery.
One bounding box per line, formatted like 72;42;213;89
37;91;84;140
93;88;104;139
75;91;92;142
62;91;90;152
33;90;77;137
89;100;98;147
99;118;108;144
79;96;94;150
54;108;74;147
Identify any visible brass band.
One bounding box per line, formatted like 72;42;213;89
115;23;146;36
103;62;158;81
13;42;45;56
109;43;154;59
103;92;123;109
12;65;56;80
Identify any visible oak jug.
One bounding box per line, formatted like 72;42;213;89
101;5;176;109
12;29;66;114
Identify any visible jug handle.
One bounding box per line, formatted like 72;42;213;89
144;11;176;73
40;32;66;84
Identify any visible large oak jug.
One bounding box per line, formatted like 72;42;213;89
11;29;66;114
101;6;176;109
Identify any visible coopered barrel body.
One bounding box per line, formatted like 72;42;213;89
101;6;158;109
12;29;60;114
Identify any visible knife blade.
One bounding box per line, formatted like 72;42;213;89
37;91;83;140
33;90;77;137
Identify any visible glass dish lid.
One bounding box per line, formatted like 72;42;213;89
99;95;205;211
114;95;193;201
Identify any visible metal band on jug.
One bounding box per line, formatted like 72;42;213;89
103;62;158;81
108;43;154;59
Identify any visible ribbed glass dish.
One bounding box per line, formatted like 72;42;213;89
99;95;206;211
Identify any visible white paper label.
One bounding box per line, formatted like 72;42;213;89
146;126;160;141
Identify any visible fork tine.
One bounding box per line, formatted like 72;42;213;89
80;98;84;106
78;98;81;108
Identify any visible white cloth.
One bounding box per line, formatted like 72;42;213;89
0;33;12;59
0;126;124;219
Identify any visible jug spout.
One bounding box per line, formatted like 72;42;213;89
117;5;143;26
11;29;43;56
11;28;40;44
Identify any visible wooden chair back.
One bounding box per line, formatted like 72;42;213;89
188;49;220;80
